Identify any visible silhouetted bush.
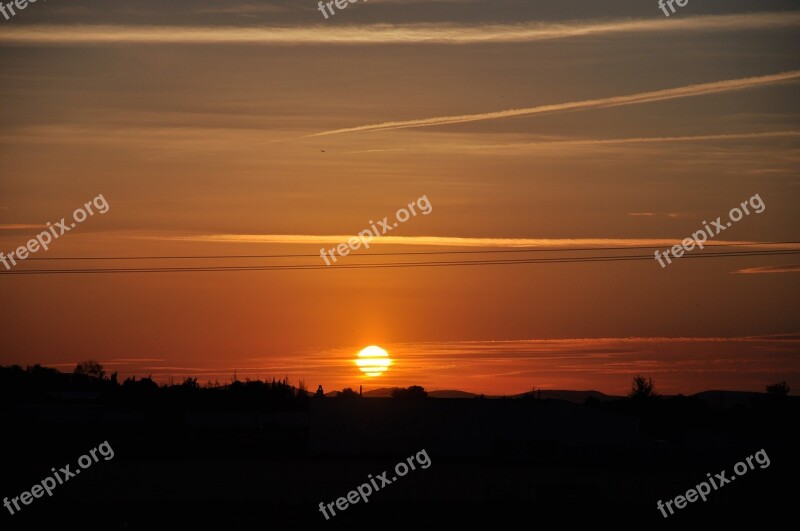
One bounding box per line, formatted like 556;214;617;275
391;385;428;399
74;360;105;379
337;388;360;398
766;381;790;396
629;376;657;399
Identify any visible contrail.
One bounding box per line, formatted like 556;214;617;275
464;131;800;151
308;70;800;137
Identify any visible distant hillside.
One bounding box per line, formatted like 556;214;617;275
338;388;479;398
329;388;796;405
331;388;615;402
429;390;478;398
688;390;800;409
362;387;392;397
325;388;395;398
507;390;619;403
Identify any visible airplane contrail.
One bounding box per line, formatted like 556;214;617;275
308;70;800;137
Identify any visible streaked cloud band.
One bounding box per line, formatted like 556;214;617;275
734;264;800;274
1;12;798;46
158;234;794;250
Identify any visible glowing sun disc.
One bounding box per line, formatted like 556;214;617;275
356;346;391;377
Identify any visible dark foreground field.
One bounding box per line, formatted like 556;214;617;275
1;389;797;529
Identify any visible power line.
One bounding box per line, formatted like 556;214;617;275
3;249;799;275
22;241;800;261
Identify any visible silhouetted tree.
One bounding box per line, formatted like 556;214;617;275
338;387;360;398
74;360;105;379
391;385;428;399
315;385;325;398
629;376;657;399
766;381;790;396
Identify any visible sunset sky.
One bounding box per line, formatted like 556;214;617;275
1;0;798;395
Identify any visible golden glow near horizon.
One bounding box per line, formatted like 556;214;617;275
356;346;391;377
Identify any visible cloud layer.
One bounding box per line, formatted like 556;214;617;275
2;12;799;46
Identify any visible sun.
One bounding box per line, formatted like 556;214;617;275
356;346;391;377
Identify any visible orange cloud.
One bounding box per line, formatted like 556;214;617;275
734;264;800;274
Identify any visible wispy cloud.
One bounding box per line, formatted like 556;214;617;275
108;358;167;363
628;212;686;219
194;3;289;15
151;234;790;250
734;264;800;274
0;224;46;230
376;0;488;4
1;12;798;45
308;71;800;137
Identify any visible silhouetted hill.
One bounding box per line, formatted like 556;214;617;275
430;390;478;398
328;388;620;401
361;387;393;397
691;390;799;409
330;388;478;398
692;390;759;409
509;389;619;403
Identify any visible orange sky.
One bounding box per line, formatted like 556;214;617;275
0;0;798;395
